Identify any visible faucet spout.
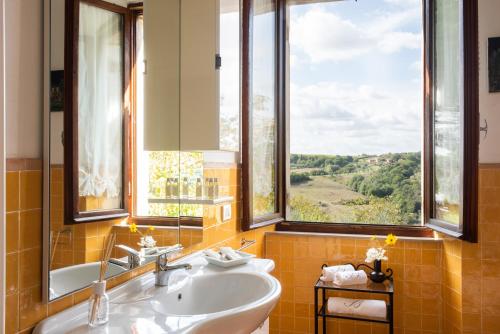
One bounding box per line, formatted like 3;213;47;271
154;245;191;286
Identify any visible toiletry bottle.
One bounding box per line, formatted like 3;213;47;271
214;178;219;198
88;280;109;327
206;178;214;199
182;177;189;198
165;178;171;198
196;178;203;198
172;178;179;197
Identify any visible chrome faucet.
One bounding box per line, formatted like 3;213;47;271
110;244;142;269
155;245;192;287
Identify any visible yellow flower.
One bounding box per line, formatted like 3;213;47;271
370;235;377;241
148;226;155;231
129;223;138;233
385;233;398;246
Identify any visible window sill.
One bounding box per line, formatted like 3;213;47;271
276;222;435;238
130;216;203;228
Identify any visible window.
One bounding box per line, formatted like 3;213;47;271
242;0;478;240
287;0;423;226
64;0;130;223
242;0;285;229
424;0;478;241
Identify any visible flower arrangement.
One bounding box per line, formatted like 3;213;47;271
129;223;157;248
365;233;398;263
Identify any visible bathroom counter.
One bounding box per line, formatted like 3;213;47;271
33;253;275;334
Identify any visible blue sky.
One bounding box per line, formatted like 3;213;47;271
289;0;423;156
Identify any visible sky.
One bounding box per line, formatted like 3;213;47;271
289;0;423;156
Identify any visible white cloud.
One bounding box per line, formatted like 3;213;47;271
290;3;422;63
290;8;371;62
290;81;422;155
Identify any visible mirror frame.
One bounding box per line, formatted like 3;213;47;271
64;0;131;224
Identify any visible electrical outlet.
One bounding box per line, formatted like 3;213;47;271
222;204;232;221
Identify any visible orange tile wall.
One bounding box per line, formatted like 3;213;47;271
5;162;500;333
265;233;443;334
4;160;273;334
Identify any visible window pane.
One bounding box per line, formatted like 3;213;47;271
78;4;123;211
252;0;277;217
433;0;462;225
288;0;423;225
219;0;240;152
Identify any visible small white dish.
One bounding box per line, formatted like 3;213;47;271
203;251;256;268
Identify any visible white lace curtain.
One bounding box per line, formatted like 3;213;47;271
78;3;123;199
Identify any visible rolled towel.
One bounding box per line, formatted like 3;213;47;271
320;264;355;282
219;247;242;260
327;297;387;319
333;270;367;286
203;249;222;260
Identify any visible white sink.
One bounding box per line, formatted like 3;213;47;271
34;255;280;334
151;272;280;333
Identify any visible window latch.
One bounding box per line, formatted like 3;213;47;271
215;54;222;70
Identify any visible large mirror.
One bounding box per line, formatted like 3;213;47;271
44;0;240;302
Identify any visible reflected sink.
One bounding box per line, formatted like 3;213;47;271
151;272;281;333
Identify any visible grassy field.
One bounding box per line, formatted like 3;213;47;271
290;174;367;223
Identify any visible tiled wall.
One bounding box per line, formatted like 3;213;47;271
5;162;500;333
265;233;443;334
264;166;500;334
4;161;273;333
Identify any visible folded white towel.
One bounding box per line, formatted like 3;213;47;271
332;270;367;286
327;297;387;319
320;264;355;282
203;249;221;260
219;247;242;260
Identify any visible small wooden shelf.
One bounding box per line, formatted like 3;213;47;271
148;196;234;205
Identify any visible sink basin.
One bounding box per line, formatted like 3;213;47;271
151;271;281;333
33;256;279;334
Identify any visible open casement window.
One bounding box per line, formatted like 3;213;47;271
241;0;286;230
64;0;131;223
242;0;478;239
423;0;478;242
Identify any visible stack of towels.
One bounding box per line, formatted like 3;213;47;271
320;264;367;286
203;247;241;261
320;264;387;319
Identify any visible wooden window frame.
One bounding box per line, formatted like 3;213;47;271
241;0;287;230
127;5;202;228
423;0;479;242
64;0;131;224
242;0;478;240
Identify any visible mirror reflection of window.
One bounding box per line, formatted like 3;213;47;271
78;3;124;211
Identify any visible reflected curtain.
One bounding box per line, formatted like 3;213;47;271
78;3;123;198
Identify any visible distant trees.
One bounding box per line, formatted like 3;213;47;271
290;172;312;185
288;196;330;222
290;152;422;225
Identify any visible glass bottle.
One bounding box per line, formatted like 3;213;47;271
165;178;172;198
172;178;179;197
196;178;203;198
214;178;219;199
181;177;189;198
88;280;109;327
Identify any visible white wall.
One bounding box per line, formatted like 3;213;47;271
479;0;500;163
5;0;43;159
